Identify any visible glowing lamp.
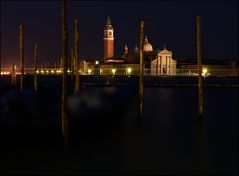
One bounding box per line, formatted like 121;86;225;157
127;67;132;74
112;68;116;75
202;67;208;77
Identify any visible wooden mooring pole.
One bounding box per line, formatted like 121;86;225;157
20;25;24;91
139;21;144;118
61;0;69;146
0;48;1;87
74;19;80;93
34;43;38;91
71;48;74;80
11;63;16;85
197;16;203;119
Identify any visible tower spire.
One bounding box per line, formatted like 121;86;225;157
134;44;139;52
144;35;148;44
106;16;111;26
124;43;128;54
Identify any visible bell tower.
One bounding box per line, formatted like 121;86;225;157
103;16;114;62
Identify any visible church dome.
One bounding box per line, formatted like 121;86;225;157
143;36;153;52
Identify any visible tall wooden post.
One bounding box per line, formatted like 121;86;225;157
34;43;38;91
20;25;24;91
11;63;16;85
61;0;68;146
139;21;144;118
197;16;203;118
0;49;1;86
70;48;74;80
156;57;158;75
74;19;80;93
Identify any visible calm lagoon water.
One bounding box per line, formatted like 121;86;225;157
0;77;238;175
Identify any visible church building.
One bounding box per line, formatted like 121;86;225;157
150;46;177;75
94;17;177;75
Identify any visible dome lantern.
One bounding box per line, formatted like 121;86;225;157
143;35;153;52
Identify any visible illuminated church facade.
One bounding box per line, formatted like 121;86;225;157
91;17;177;75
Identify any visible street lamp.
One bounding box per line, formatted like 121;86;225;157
112;68;116;75
127;67;132;75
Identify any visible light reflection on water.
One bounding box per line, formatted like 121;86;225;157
67;87;238;174
0;83;238;174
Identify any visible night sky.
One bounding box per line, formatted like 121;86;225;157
1;0;238;68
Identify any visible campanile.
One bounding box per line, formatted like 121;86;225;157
103;16;114;62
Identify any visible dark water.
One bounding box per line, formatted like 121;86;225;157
0;77;238;175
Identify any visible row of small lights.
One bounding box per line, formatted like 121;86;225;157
88;67;132;75
35;67;205;76
0;70;71;75
0;67;208;76
0;72;23;75
36;69;73;74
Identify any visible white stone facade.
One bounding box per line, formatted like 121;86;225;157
151;49;177;75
